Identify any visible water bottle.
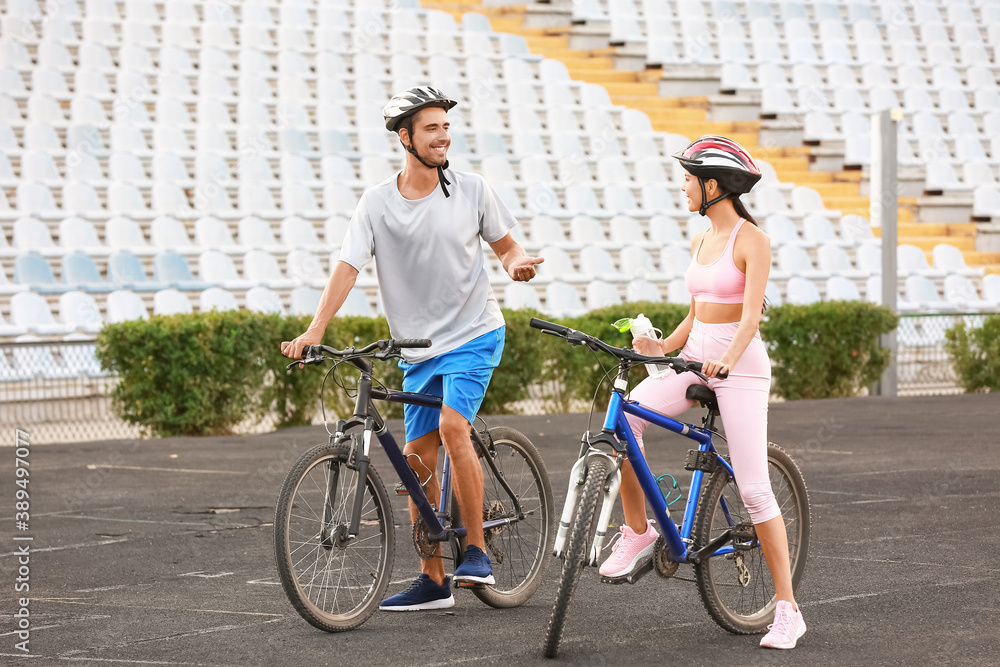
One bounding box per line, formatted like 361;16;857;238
630;314;670;379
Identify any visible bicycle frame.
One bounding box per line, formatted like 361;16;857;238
332;371;522;547
554;385;739;567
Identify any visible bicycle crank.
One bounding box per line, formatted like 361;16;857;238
653;537;680;579
412;519;439;560
735;552;751;587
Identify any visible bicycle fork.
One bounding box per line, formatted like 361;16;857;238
552;446;622;567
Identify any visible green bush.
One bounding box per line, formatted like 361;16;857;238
98;300;901;438
97;310;276;437
945;314;1000;392
759;301;897;400
260;315;328;428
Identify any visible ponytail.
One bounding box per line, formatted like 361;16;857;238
732;196;758;227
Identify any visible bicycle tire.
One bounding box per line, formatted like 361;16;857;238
273;438;395;632
450;427;555;608
692;442;810;634
543;456;608;659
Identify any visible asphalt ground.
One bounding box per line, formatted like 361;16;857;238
1;393;999;666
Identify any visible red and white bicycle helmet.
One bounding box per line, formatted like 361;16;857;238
672;135;762;215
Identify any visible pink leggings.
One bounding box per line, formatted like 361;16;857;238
626;320;780;524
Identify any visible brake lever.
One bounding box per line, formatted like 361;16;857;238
286;356;324;371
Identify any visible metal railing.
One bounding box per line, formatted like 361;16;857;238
895;312;988;397
0;340;141;444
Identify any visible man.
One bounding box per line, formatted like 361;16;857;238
281;86;543;611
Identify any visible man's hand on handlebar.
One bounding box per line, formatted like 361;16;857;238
281;330;323;368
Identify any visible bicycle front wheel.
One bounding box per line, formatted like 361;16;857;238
273;439;394;632
452;427;554;608
543;456;608;659
692;442;810;634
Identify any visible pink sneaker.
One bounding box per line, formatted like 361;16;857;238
760;600;806;649
598;521;659;578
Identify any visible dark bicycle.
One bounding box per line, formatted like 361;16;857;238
273;338;554;632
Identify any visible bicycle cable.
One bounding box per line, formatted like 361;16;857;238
585;351;619;439
320;352;398;436
319;360;341;437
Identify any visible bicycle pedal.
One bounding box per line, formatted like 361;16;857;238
600;559;654;586
393;482;409;496
454;581;483;589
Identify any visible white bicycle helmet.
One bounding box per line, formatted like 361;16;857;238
383;86;458;196
383;86;458;133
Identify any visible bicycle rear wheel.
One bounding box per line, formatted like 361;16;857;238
273;438;394;632
452;427;554;608
692;443;810;634
543;456;608;659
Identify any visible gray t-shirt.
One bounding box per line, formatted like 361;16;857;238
338;169;517;363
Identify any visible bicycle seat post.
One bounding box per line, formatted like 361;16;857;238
684;384;720;431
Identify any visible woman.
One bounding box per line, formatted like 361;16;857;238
598;136;805;649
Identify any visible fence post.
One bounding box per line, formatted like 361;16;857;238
871;108;900;397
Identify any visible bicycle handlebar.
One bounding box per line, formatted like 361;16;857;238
529;317;727;380
288;338;432;371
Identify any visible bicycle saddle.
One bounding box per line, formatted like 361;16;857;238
685;384;720;416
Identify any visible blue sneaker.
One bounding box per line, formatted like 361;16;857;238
454;545;495;585
379;574;455;611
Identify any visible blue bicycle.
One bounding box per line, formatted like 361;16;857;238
273;338;554;632
530;319;810;658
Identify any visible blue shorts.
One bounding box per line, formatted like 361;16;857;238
399;326;505;442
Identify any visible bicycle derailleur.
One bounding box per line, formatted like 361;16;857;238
482;500;507;565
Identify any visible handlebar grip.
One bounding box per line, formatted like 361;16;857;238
301;345;320;358
394;339;432;349
529;317;572;336
686;361;728;380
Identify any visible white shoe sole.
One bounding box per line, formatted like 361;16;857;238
598;540;658;578
453;574;495;585
760;620;807;649
379;595;455;612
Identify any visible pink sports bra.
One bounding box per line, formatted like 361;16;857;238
684;218;748;304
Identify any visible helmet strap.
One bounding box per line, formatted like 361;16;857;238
403;141;451;198
697;177;730;216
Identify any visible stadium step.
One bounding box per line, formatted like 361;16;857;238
558;57;618;70
805;183;860;198
966;252;1000;266
905;237;977;252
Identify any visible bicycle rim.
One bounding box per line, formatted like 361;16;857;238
472;428;553;605
275;442;393;631
694;445;808;633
